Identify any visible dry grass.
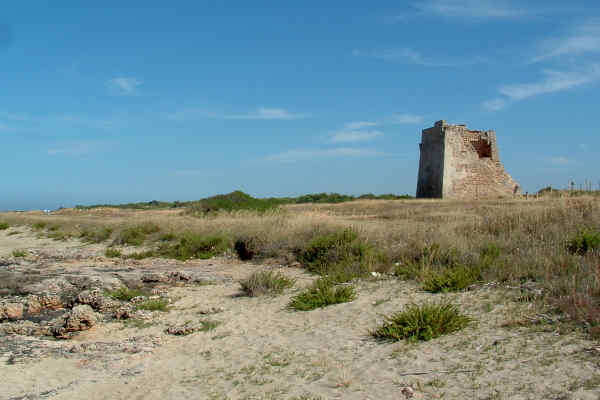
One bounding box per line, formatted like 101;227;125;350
2;196;599;331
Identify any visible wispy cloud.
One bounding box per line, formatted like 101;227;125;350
390;113;425;124
532;18;600;62
107;77;143;96
550;156;577;166
47;140;111;157
330;130;383;144
167;106;309;121
352;47;486;67
482;98;507;111
484;66;600;110
411;0;542;20
265;147;383;163
500;67;600;100
344;121;377;130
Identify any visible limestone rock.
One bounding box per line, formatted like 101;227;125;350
0;303;24;320
0;320;42;336
65;305;98;332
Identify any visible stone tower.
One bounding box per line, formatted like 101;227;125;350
416;120;521;199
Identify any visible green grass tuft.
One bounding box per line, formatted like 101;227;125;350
105;247;122;258
80;226;113;243
288;278;356;311
299;228;386;283
116;222;160;246
371;302;472;342
566;230;600;255
135;298;170;312
156;232;230;260
0;222;9;230
12;249;26;258
106;287;149;301
239;270;296;296
32;222;47;230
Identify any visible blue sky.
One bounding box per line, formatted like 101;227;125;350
2;1;600;209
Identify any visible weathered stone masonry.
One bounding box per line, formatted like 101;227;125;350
416;120;521;199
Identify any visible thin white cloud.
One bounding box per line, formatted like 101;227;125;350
107;77;143;96
330;130;383;143
483;66;600;110
344;121;377;130
47;140;110;157
499;67;600;101
412;0;540;20
265;147;383;163
550;156;574;166
532;18;600;62
167;106;308;121
352;48;486;67
390;114;425;124
482;98;507;111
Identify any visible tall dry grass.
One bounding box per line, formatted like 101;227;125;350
2;197;599;330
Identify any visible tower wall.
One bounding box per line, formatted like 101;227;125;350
416;121;446;198
416;121;521;199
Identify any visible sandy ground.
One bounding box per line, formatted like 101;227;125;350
1;228;599;400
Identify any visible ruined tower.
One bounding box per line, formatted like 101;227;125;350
416;120;521;199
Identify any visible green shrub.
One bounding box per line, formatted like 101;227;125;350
135;298;170;312
32;222;47;230
288;279;356;311
159;232;176;241
298;228;386;283
371;302;472;342
198;319;220;332
126;250;155;260
117;222;160;246
239;271;296;296
12;249;26;258
566;230;600;254
105;248;122;258
47;230;71;241
422;264;482;293
81;227;113;243
7;231;21;236
156;232;230;260
106;287;149;301
234;236;264;260
0;222;9;230
186;190;283;215
394;261;422;280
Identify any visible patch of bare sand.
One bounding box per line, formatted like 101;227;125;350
1;230;599;400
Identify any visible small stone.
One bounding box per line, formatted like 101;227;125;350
401;387;414;399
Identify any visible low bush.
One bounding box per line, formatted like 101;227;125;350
234;236;265;261
47;230;71;241
421;264;482;293
80;227;113;243
156;232;230;260
288;279;356;311
106;287;149;301
12;249;26;258
298;228;386;283
125;250;155;260
117;222;160;246
158;232;176;242
105;248;122;258
32;222;47;230
135;298;169;312
566;230;600;255
0;222;9;230
239;271;295;296
371;302;472;342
